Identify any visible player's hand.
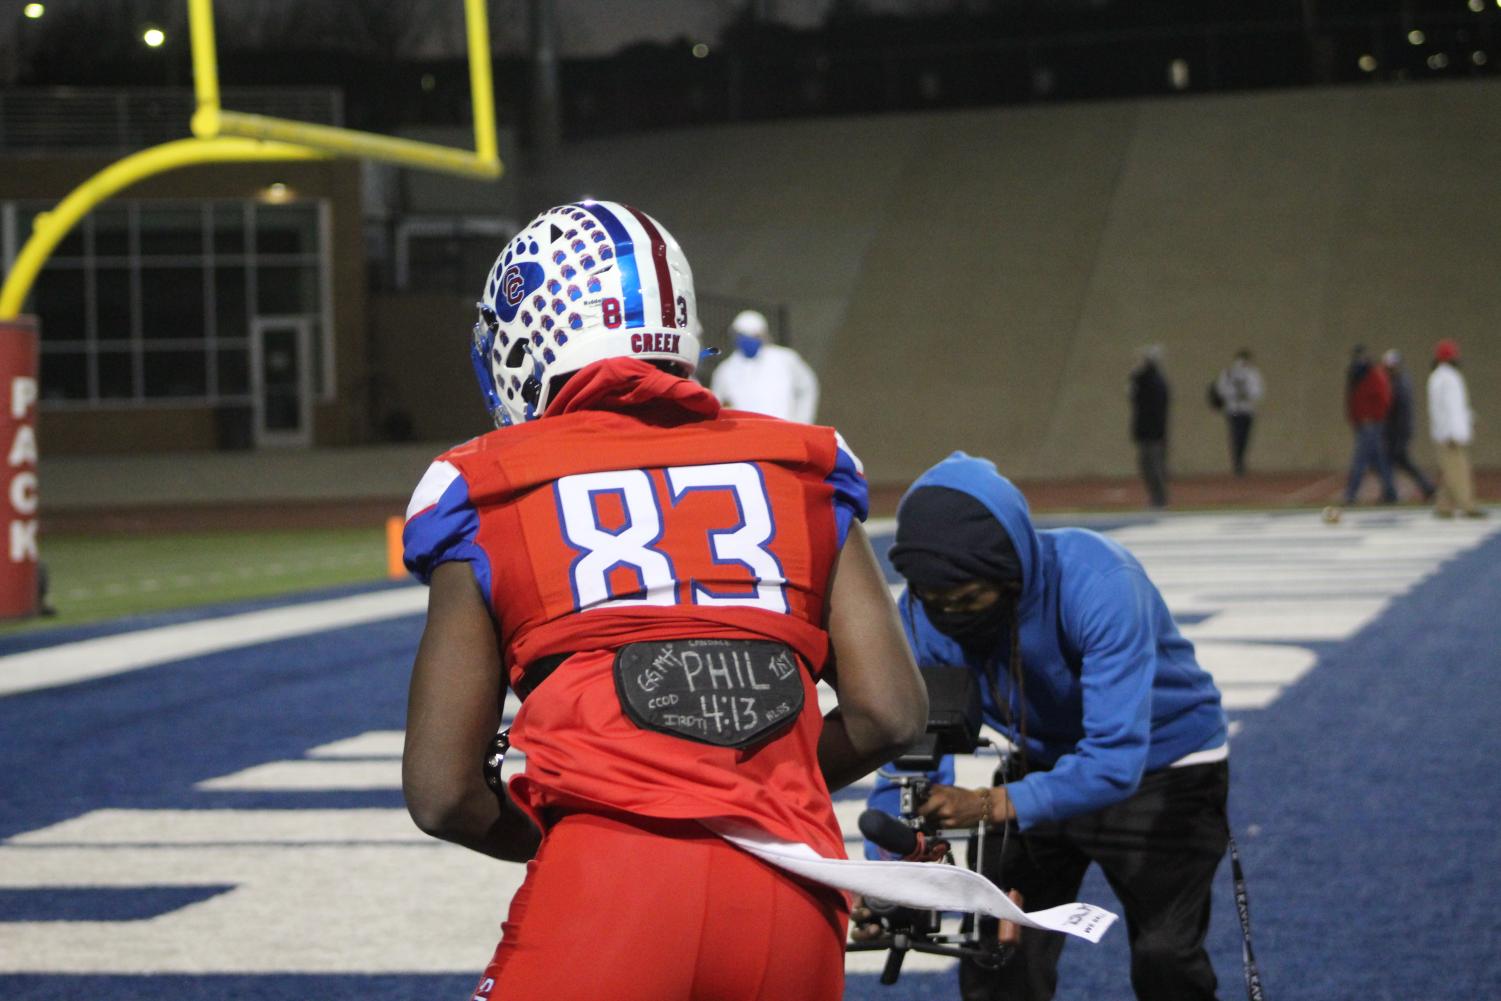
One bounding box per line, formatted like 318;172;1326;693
848;895;884;942
916;784;991;829
998;889;1025;946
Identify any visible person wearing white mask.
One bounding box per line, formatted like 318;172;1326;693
709;309;819;423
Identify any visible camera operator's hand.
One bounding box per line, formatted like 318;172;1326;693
848;896;884;942
998;889;1025;947
916;784;1013;829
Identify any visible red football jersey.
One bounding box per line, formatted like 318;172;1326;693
404;359;867;858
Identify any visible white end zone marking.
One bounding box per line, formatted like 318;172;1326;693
0;586;428;697
307;730;407;758
196;760;403;792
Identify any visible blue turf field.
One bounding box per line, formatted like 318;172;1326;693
2;512;1498;1000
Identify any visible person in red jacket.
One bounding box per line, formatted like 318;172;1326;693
1342;343;1397;505
399;201;928;1001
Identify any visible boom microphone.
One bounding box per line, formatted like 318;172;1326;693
858;809;919;858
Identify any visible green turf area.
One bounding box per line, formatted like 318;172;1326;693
0;527;392;635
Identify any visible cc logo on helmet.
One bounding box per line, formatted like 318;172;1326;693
502;265;527;307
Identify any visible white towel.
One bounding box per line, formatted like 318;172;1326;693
704;818;1117;944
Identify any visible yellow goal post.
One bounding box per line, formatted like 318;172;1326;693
188;0;501;179
0;0;503;320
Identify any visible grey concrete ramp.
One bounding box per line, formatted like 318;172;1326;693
515;80;1501;485
828;102;1140;479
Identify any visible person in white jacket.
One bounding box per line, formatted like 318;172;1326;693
1214;349;1265;476
1427;338;1484;518
709;310;819;423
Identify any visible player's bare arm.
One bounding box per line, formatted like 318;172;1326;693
402;561;540;862
818;520;928;791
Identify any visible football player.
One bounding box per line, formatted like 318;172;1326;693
400;200;928;1001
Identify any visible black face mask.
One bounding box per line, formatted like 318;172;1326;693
924;599;1011;652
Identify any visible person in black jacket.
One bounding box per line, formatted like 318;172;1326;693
1129;346;1170;508
1382;349;1436;501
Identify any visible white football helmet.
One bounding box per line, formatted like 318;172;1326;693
472;200;702;426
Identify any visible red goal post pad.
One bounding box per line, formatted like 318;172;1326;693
0;317;40;619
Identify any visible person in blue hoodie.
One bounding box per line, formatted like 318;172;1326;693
861;452;1229;1001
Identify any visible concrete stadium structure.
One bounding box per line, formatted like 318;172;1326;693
487;78;1499;484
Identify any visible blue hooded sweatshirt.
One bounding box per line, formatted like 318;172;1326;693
868;453;1226;836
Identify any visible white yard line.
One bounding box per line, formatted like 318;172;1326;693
0;586;428;697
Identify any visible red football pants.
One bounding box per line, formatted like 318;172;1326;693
471;811;848;1001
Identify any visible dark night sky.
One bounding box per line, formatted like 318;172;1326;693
0;1;955;58
551;0;950;55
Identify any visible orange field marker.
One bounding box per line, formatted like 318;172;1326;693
386;516;407;580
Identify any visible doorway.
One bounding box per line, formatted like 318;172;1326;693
251;316;313;447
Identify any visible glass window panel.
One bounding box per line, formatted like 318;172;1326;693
20;206;83;258
39;350;88;401
93;207;131;257
30;268;86;343
255;264;318;314
97;349;136;400
143;349;208;399
217;347;249;396
140;267;206;343
254;204;316;255
213;202;247;255
138;205;205;257
95;268;133;341
214;266;248;341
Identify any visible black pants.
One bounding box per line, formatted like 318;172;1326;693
1386;437;1435;498
961;761;1230;1001
1136;439;1168;508
1227;415;1253;476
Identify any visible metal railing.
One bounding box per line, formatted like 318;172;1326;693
0;87;343;154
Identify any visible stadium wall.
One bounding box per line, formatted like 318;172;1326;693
510;79;1501;485
369;292;480;445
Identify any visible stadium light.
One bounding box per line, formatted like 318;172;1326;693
1474;51;1489;66
22;3;45;19
1169;58;1190;90
1469;0;1484;11
692;43;710;58
1358;54;1378;72
1408;29;1426;45
143;26;166;48
259;182;294;204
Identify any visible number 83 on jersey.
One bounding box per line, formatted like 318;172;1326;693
554;461;790;615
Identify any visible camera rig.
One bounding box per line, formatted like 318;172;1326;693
845;665;1016;985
